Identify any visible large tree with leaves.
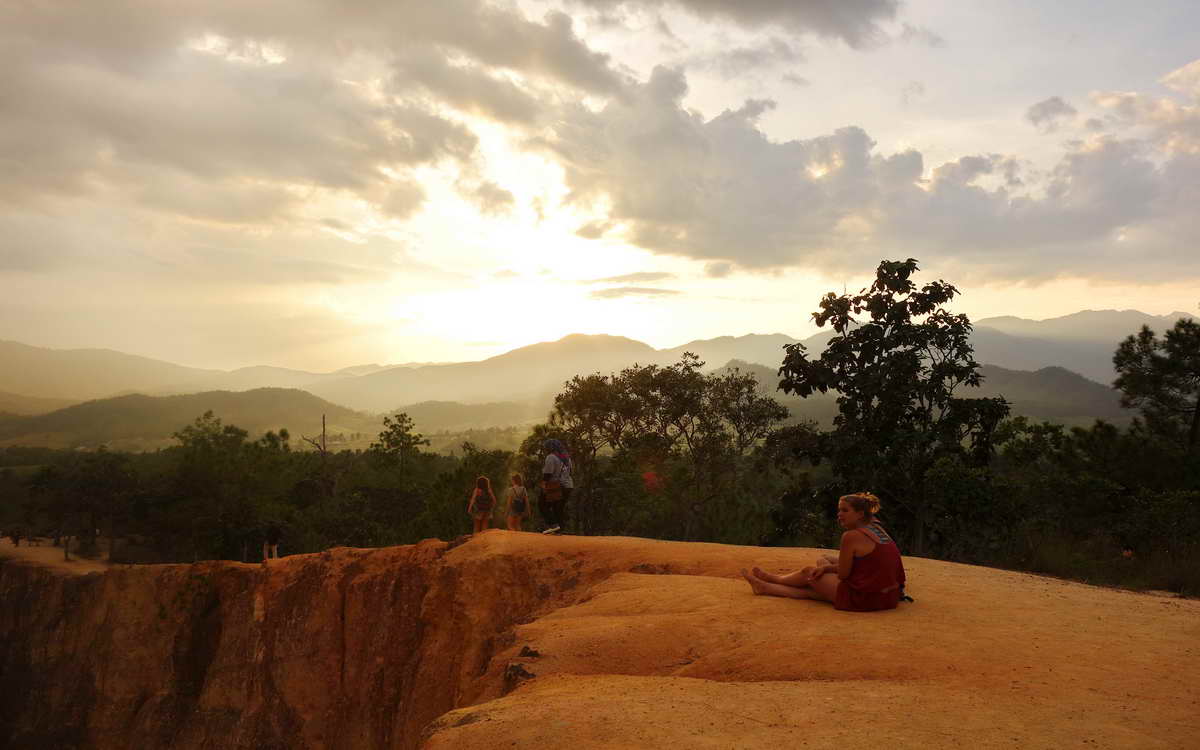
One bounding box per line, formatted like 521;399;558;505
1113;318;1200;448
777;259;1009;554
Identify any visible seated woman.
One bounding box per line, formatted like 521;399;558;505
740;492;907;612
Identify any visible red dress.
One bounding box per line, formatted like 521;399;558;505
834;524;906;612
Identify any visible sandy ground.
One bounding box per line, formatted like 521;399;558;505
0;536;110;574
4;531;1198;749
424;532;1200;750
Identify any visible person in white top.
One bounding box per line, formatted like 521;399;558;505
539;438;573;533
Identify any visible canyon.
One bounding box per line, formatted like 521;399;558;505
2;533;1198;749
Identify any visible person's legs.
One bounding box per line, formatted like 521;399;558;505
740;569;820;599
262;541;269;562
558;488;572;530
544;501;563;529
472;516;483;534
269;544;279;559
753;566;816;586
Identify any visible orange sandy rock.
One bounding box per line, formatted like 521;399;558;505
3;532;1198;749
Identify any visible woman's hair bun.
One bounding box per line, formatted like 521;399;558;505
841;491;882;517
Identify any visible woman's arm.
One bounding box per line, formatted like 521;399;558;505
467;490;476;513
835;530;875;579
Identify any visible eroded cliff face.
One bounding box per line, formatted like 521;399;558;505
0;534;596;750
3;533;1199;750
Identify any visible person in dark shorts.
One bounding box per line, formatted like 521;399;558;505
506;475;532;531
468;476;496;534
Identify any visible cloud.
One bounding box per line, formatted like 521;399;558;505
699;37;803;77
459;180;516;216
589;286;681;298
0;0;630;224
575;220;615;239
536;65;1200;282
1027;96;1078;133
898;23;946;47
586;272;676;283
704;262;733;278
572;0;900;48
899;81;926;107
1091;58;1200;154
781;73;811;87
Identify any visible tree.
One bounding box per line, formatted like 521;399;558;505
370;412;430;475
777;259;1009;554
1113;318;1200;448
549;354;789;539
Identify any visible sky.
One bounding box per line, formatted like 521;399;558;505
2;0;1198;371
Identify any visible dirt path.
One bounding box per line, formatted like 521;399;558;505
0;537;110;574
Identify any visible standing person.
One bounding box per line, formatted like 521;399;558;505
739;492;907;611
262;522;282;563
468;476;496;535
539;439;573;534
505;475;531;531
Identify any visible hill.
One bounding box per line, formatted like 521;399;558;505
0;340;433;402
399;400;546;432
660;333;798;368
721;359;1128;427
0;390;79;416
309;334;660;412
0;388;381;451
976;309;1194;344
0;340;223;401
2;533;1195;749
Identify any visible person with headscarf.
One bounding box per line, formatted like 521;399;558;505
539;438;573;533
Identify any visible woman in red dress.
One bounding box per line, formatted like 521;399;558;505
740;492;906;611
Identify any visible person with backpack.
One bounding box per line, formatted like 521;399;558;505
468;476;497;534
539;438;572;534
505;475;532;531
740;492;908;611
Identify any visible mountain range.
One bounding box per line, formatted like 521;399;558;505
0;309;1191;449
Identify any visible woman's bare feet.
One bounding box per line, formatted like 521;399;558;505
751;566;778;583
740;568;767;595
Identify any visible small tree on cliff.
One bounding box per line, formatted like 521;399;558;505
777;259;1009;554
1113;318;1200;449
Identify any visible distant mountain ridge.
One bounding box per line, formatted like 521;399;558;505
0;388;380;451
2;308;1192;411
0;359;1131;451
976;309;1194;343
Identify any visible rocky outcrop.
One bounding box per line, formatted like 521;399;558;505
2;533;1198;749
